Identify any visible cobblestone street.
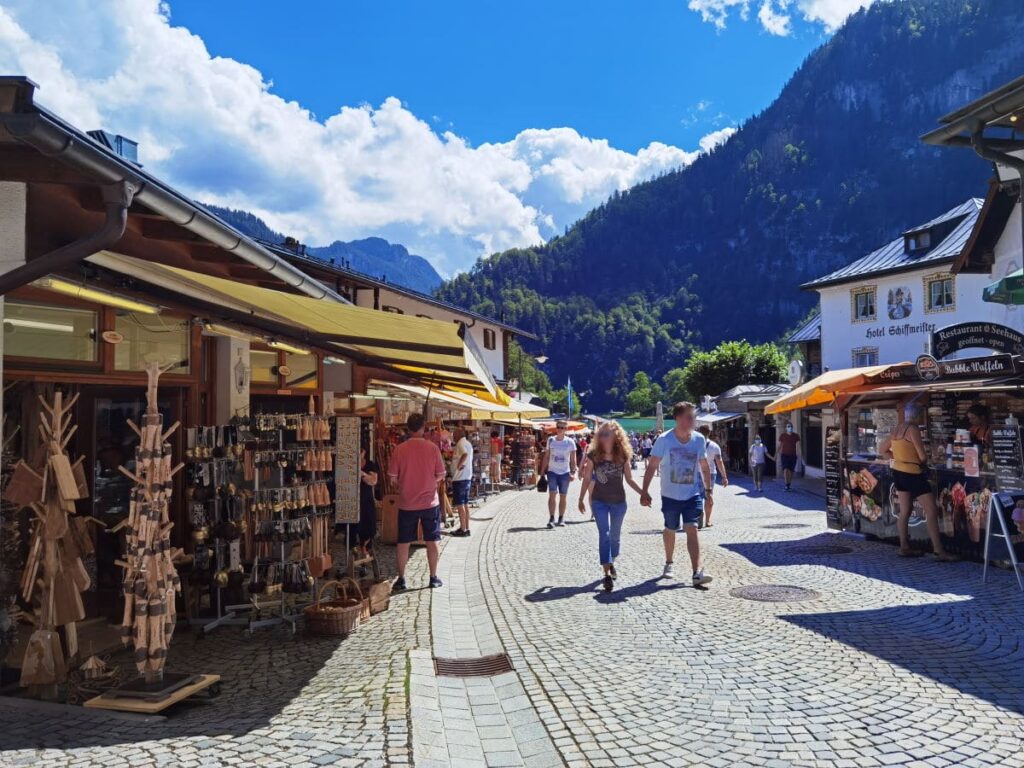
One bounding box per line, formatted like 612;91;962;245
2;477;1024;767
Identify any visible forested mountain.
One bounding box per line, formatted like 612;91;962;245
206;205;443;291
438;0;1024;409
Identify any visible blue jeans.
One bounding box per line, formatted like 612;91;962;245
592;500;627;565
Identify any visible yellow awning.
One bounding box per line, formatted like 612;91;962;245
765;365;899;414
372;381;549;421
87;252;498;395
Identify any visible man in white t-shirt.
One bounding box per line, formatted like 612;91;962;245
698;425;729;528
540;420;578;528
450;429;474;537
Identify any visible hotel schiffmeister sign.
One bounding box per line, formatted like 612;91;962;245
931;322;1024;359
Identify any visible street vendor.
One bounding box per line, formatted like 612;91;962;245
879;397;959;562
967;403;992;448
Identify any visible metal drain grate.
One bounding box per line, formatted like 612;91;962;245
434;653;514;678
729;584;820;602
761;523;812;529
788;545;853;555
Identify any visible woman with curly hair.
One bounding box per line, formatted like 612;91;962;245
578;421;644;591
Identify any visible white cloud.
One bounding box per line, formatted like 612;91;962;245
689;0;872;35
0;0;730;276
758;1;793;36
698;126;737;153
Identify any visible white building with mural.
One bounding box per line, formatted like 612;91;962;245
802;198;993;371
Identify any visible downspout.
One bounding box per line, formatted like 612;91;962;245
970;123;1024;268
0;180;135;295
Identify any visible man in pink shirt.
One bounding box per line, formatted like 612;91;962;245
388;412;446;590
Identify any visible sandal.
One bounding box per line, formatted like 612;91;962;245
898;549;924;558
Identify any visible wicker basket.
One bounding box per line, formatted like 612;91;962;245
358;577;393;615
304;578;364;636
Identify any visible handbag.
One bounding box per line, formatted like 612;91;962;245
537;475;548;493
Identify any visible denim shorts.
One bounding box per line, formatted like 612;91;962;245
547;472;571;495
780;454;798;472
662;495;704;529
398;506;442;544
452;479;471;505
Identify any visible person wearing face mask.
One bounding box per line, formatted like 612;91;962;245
776;422;802;491
748;436;773;492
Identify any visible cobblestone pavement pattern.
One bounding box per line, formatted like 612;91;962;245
481;478;1024;768
0;543;434;768
3;476;1024;767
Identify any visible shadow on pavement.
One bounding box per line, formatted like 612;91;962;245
593;578;689;604
724;531;1024;714
721;532;980;596
525;580;603;602
781;604;1024;715
506;526;554;533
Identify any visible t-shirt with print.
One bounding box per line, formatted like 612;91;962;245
651;430;707;501
705;440;723;479
749;444;767;465
389;437;445;511
547;437;576;475
452;437;474;482
778;433;800;456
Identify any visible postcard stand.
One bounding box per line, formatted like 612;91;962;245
982;493;1024;591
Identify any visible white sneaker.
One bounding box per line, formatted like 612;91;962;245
662;562;675;579
692;570;713;586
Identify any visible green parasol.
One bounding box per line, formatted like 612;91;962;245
983;268;1024;305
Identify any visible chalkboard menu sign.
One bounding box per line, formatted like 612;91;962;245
991;426;1024;492
825;426;843;529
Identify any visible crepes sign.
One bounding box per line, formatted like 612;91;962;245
932;322;1024;359
866;353;1018;384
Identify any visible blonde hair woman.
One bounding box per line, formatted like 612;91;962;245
578;420;644;592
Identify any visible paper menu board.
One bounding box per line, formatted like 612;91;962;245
824;426;843;529
991;426;1024;492
334;415;361;524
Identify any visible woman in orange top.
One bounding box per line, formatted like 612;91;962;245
879;398;957;561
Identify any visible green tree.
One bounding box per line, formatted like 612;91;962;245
625;372;664;416
662;367;688;405
507;340;555;403
677;341;787;402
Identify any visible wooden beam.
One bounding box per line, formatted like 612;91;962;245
0;147;94;185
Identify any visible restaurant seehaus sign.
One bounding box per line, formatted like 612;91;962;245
931;322;1024;359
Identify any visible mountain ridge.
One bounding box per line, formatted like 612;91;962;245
204;205;444;292
437;0;1024;409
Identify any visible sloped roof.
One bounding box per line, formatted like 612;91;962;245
802;198;983;289
718;383;791;400
787;313;821;343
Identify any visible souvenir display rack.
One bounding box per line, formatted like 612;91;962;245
508;429;538;487
195;410;335;636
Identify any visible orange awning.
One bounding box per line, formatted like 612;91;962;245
765;364;904;414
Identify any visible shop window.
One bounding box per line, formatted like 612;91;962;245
851;346;879;367
925;274;955;312
851;287;876;322
114;314;190;374
284;352;318;390
3;302;97;362
483;328;497;350
250;349;279;385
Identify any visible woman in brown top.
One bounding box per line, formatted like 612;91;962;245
578;421;644;592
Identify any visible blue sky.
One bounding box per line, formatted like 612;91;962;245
0;0;864;274
169;0;824;153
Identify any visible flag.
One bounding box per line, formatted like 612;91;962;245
567;377;574;415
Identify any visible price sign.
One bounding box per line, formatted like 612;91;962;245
991;426;1024;492
824;426;843;529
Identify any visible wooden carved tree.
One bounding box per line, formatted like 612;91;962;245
118;362;183;681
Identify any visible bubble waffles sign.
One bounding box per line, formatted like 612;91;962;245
931;322;1024;359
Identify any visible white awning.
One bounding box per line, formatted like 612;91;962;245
695;410;745;426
